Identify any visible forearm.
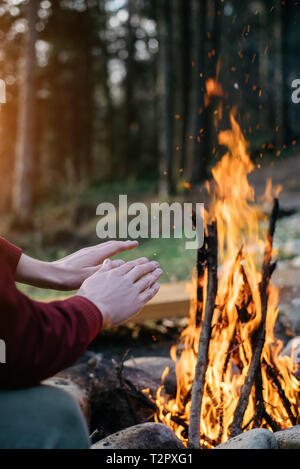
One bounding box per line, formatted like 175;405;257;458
15;253;69;290
0;238;63;290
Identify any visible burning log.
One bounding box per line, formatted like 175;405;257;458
188;221;218;449
262;358;298;426
192;210;208;328
229;198;279;438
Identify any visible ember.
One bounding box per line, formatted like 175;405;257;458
154;110;300;448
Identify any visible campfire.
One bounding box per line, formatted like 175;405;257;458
154;112;300;448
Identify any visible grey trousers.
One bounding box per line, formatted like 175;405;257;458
0;385;90;449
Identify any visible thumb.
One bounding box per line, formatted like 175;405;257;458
101;258;113;272
100;259;125;272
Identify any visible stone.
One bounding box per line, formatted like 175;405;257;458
43;376;90;425
281;336;300;362
274;425;300;449
92;422;185;450
124;356;177;396
280;336;300;379
282;240;300;257
215;429;278;449
291;257;300;268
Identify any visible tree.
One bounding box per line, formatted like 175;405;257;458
190;0;207;184
201;0;223;177
178;0;192;174
124;0;137;177
12;0;39;225
160;0;175;195
271;0;284;150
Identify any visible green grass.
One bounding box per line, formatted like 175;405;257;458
78;178;159;206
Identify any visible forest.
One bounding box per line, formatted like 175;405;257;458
0;0;300;291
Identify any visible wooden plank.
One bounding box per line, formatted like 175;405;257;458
132;281;190;324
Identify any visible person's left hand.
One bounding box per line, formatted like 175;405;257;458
16;240;138;291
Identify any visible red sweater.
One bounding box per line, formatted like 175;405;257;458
0;238;102;389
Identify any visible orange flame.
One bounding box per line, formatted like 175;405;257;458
154;112;299;447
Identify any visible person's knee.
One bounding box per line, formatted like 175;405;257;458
0;385;90;449
37;385;91;449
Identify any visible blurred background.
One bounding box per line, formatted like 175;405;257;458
0;0;300;299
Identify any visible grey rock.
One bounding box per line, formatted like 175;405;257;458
291;257;300;268
275;425;300;449
125;356;177;395
215;429;278;449
282;240;300;257
92;422;185;450
280;337;300;379
281;336;300;362
43;376;90;425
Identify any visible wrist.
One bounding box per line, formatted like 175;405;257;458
46;261;74;290
76;290;111;328
16;254;67;290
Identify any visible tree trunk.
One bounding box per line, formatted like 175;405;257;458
12;0;38;226
271;0;284;150
179;0;192;174
190;0;207;184
257;4;269;131
200;0;223;177
124;0;137;177
159;0;175;195
281;0;291;145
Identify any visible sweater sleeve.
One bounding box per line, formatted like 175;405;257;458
0;254;103;390
0;237;22;273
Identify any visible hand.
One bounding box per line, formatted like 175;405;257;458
15;240;138;291
77;257;163;327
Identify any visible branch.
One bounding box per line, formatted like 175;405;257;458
263;358;297;426
229;198;279;438
188;221;218;449
192;210;207;327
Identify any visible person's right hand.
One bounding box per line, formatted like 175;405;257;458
77;257;163;328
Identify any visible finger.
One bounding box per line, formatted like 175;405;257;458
110;259;125;268
117;257;149;275
100;258;113;272
128;261;160;282
135;268;163;292
98;240;138;260
139;283;160;304
88;259;125;276
101;259;125;271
